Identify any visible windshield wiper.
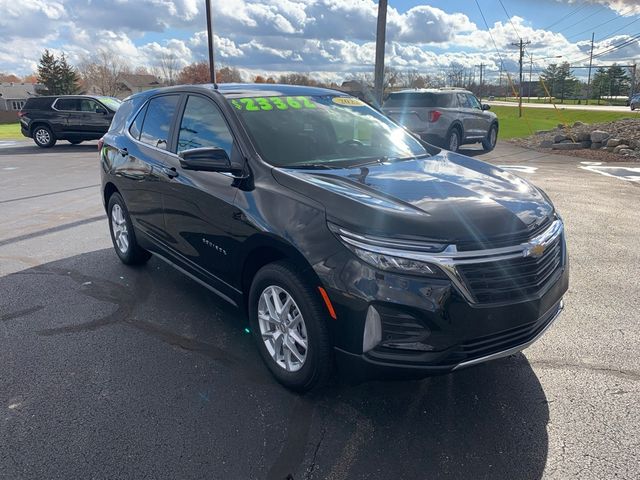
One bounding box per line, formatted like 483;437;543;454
286;163;335;170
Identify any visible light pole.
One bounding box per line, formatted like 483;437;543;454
205;0;216;84
529;55;562;103
373;0;388;107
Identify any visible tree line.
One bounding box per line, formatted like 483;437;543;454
8;51;638;103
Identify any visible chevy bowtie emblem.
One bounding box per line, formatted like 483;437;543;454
526;243;545;258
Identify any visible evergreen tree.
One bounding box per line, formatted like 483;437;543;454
36;50;80;95
56;54;80;94
37;50;59;94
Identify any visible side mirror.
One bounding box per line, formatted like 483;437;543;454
178;147;243;174
96;107;108;114
482;104;491;111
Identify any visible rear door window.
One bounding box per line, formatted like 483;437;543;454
138;95;180;150
177;95;233;155
55;99;80;111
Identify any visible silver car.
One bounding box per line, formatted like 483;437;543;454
382;89;499;152
630;94;640;111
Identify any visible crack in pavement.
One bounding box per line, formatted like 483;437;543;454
531;359;640;381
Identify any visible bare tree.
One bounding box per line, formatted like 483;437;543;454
154;53;180;86
78;50;129;97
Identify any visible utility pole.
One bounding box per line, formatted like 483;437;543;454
585;32;595;105
631;64;637;100
373;0;388;107
528;55;533;103
205;0;216;84
512;39;531;117
477;63;485;101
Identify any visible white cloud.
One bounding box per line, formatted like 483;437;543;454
0;0;638;83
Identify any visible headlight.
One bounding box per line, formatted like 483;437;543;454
328;223;445;277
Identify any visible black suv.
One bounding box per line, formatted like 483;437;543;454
20;95;121;148
100;84;568;391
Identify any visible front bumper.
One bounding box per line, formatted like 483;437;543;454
334;299;564;381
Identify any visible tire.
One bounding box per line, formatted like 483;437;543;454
482;124;498;152
107;192;151;265
68;140;83;145
32;125;56;148
445;127;461;152
248;261;333;392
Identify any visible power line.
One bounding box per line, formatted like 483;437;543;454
543;3;588;30
595;16;640;42
498;0;521;41
572;32;640;64
566;5;638;41
473;0;507;71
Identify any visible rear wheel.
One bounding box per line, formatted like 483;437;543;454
249;261;333;392
32;125;56;148
445;128;460;152
107;192;151;265
482;124;498;152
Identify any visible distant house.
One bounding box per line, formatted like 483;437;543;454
0;82;42;111
117;74;162;97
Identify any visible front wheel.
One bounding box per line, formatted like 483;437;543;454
107;192;151;265
249;262;333;392
482;124;498;152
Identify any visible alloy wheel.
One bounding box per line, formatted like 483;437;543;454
35;128;50;145
449;131;459;151
257;285;308;372
111;204;129;254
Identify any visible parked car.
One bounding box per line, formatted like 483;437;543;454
19;95;121;148
100;84;567;391
629;94;640;111
382;88;499;153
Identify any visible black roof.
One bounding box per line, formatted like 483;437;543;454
128;83;345;101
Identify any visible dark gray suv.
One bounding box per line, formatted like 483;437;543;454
383;89;498;152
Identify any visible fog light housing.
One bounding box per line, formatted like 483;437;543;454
363;306;382;353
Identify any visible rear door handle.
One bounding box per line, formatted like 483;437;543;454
161;166;179;179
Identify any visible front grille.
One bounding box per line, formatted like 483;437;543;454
457;234;563;304
456;216;552;251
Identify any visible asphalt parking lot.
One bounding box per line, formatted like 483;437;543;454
1;140;638;480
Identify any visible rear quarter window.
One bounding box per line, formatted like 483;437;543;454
384;93;454;108
23;97;54;110
109;99;135;134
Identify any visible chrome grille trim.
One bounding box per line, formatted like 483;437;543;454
334;219;565;305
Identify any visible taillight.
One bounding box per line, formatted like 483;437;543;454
97;137;104;150
429;111;442;122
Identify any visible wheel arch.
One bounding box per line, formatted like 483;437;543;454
29;121;54;136
103;182;120;211
239;233;324;314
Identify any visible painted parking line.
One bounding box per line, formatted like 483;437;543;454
579;162;640;182
498;165;539;174
0;141;18;148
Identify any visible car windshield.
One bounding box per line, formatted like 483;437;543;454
230;95;427;168
98;96;122;111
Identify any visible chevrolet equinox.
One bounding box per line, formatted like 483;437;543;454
100;84;568;391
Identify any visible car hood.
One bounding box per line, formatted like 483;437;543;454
272;150;554;245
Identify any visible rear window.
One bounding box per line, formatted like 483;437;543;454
384;92;454;108
23;97;54;110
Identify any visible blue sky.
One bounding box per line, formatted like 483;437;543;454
1;1;639;82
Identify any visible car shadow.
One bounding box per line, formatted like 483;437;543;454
0;141;98;156
0;248;549;479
